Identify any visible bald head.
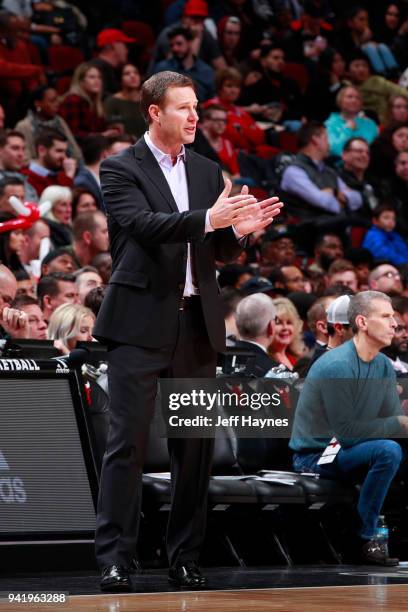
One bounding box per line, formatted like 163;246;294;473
0;264;17;310
368;264;402;296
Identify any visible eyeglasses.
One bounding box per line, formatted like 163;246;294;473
395;325;408;334
378;271;401;279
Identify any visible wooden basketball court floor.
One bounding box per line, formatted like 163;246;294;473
2;565;408;612
1;585;408;612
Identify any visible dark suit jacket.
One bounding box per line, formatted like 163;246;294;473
93;138;242;352
74;166;104;209
234;340;278;377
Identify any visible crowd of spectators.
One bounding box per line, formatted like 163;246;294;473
0;2;408;408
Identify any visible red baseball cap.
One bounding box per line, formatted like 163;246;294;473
96;28;136;48
183;0;209;17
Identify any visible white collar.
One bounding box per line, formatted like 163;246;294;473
144;131;186;164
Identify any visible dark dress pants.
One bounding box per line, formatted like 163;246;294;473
95;298;217;569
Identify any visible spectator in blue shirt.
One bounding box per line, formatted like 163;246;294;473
363;204;408;265
280;121;363;214
325;86;379;157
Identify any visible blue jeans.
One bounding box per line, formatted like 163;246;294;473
362;43;399;75
293;440;404;539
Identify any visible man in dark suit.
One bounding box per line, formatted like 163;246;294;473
234;292;279;376
93;71;283;592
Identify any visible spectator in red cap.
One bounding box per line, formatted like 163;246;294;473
93;28;136;97
148;0;226;75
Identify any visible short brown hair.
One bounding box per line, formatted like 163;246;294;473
140;71;195;124
215;67;242;92
202;104;227;120
0;129;25;148
372;203;396;219
73;210;105;241
328;258;355;275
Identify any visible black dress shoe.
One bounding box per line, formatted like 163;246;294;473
360;540;399;567
100;565;132;592
168;562;207;589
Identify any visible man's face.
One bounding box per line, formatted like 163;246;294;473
152;86;198;148
371;264;403;295
182;15;205;35
281;265;305;292
205;110;227;137
361;298;396;348
263;48;285;73
349;9;369;33
355;263;370;286
90;213;109;254
264;238;296;266
25;220;50;260
391;312;408;355
314;128;329;158
169;35;190;60
41;139;68;171
112;41;128;65
40;88;59;118
339;323;354;342
93;253;112;284
76;271;103;304
396;152;408;182
44;254;77;274
342;140;370;173
0;272;17;310
49;280;79;312
349;59;370;84
0;183;25;213
316;235;344;263
22;304;47;340
0;136;25;171
223;20;241;49
329;270;358;292
16;279;36;299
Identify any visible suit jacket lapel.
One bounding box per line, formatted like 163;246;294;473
185;149;202;211
132;138;179;213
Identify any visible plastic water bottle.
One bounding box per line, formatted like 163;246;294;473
375;515;389;556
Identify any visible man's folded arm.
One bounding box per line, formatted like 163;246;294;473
320;377;404;444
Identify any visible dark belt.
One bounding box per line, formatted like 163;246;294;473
179;295;201;311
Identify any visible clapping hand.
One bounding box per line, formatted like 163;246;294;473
232;185;284;236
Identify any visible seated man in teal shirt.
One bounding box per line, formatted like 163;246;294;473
290;290;408;565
